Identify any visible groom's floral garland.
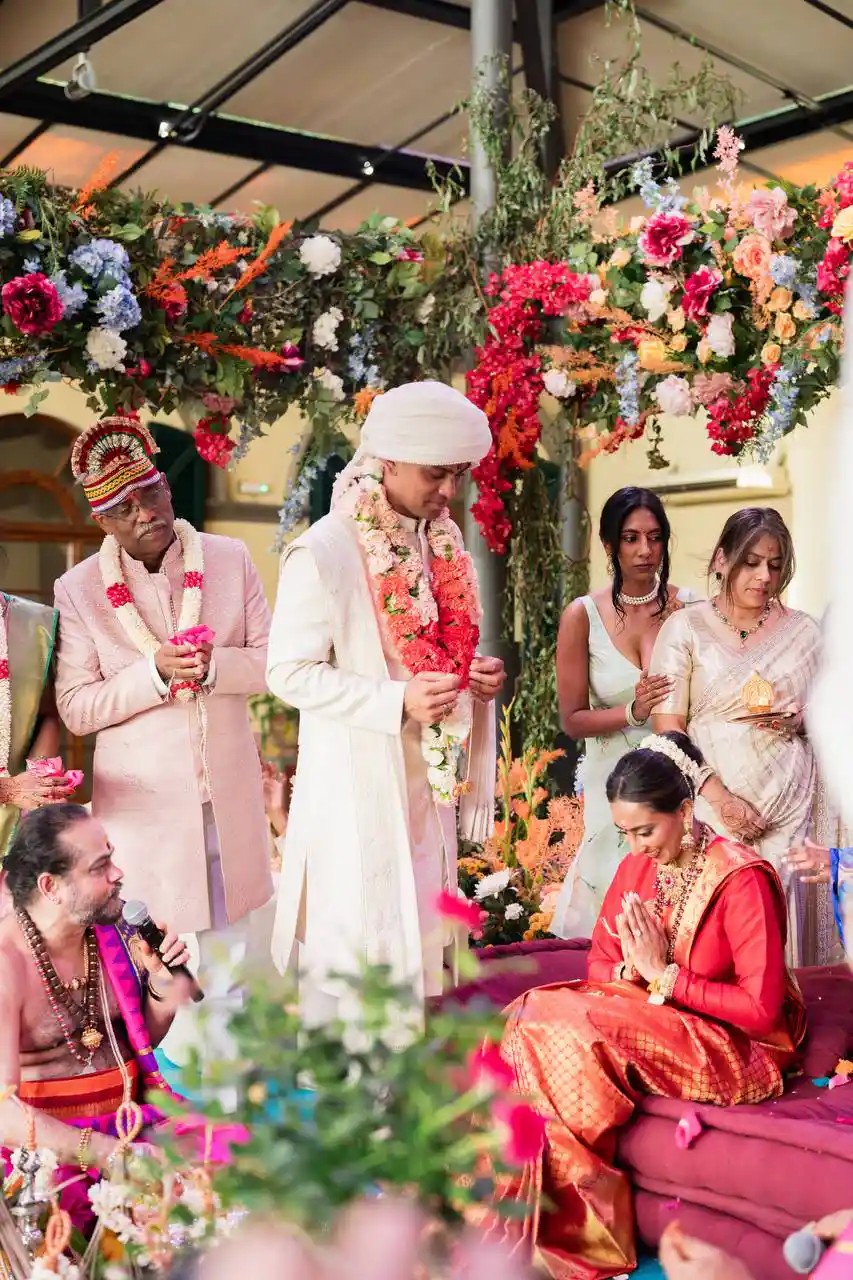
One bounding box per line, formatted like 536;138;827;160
100;518;205;701
0;597;10;777
336;458;481;805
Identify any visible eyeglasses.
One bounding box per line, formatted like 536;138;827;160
104;478;169;523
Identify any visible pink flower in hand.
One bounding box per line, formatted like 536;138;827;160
468;1041;515;1090
495;1100;546;1165
434;890;487;938
171;625;216;647
26;757;64;778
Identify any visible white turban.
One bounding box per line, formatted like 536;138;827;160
360;381;492;466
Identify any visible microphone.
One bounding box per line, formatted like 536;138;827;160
122;900;204;1004
783;1229;825;1274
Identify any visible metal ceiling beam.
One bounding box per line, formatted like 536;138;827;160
2;80;469;193
553;0;608;19
516;0;564;176
0;0;167;99
163;0;348;144
210;162;272;209
0;121;49;168
358;0;472;27
800;0;853;31
635;4;853;148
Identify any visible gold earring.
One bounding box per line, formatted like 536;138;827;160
680;815;696;854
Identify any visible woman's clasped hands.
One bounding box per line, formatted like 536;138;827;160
616;891;669;984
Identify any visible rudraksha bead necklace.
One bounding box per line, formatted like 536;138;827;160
16;909;103;1066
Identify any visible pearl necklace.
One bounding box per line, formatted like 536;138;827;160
711;597;772;646
619;573;661;608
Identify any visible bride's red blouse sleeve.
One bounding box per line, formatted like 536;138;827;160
671;865;788;1038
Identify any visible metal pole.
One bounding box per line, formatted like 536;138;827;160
464;0;515;713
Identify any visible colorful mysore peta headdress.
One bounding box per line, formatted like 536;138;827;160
71;416;161;514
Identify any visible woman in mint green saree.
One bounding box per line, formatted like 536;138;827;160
0;590;69;858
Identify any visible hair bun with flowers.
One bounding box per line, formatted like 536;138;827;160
638;733;703;793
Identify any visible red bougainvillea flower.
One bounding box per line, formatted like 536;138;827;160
468;1041;515;1090
1;273;63;336
681;266;723;322
638;211;695;267
194;415;236;468
495;1100;547;1165
434;890;487;938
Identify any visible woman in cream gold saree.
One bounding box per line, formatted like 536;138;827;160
488;732;804;1280
650;507;840;965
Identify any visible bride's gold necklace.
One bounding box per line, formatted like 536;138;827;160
711;597;772;646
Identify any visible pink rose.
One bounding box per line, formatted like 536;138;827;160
171;624;216;646
638;212;695;267
1;273;63;336
27;757;64;778
692;372;735;406
746;187;796;241
732;232;772;281
681;266;722;321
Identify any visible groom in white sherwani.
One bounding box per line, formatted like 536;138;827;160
267;381;503;1020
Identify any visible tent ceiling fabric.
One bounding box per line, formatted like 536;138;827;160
0;0;852;229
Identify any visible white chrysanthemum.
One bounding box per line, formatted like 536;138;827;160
312;306;344;351
314;367;345;401
85;326;127;370
504;902;524;920
653;374;693;417
299;234;342;277
640;277;674;323
475;868;512;900
542;368;577;400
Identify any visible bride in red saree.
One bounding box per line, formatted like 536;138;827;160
490;731;806;1279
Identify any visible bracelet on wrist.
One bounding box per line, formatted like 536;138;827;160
626;699;648;729
648;963;680;1005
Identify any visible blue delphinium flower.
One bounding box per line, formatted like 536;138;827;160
0;198;16;237
756;360;803;460
769;255;798;289
795;280;818;318
51;270;88;318
68;238;130;283
616;350;641;427
0;354;37;385
275;453;333;548
22;256;42;274
95;283;142;331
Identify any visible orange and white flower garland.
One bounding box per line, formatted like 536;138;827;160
0;596;11;778
100;518;205;701
336;457;481;805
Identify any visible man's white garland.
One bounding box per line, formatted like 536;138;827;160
99;518;203;663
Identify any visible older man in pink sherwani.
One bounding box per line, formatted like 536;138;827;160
53;416;273;1065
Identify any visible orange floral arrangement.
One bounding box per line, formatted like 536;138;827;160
458;703;583;946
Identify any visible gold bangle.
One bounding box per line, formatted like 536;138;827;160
648;963;680;1005
77;1125;93;1173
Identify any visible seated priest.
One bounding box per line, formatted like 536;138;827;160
488;732;806;1280
0;803;190;1175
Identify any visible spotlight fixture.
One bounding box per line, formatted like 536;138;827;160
361;159;375;177
64;52;96;101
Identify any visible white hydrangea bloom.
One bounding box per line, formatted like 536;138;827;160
542;368;577;400
313;367;345;401
85;327;127;370
312;306;344;351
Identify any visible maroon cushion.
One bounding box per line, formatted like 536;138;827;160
795;964;853;1077
443;937;592;1011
